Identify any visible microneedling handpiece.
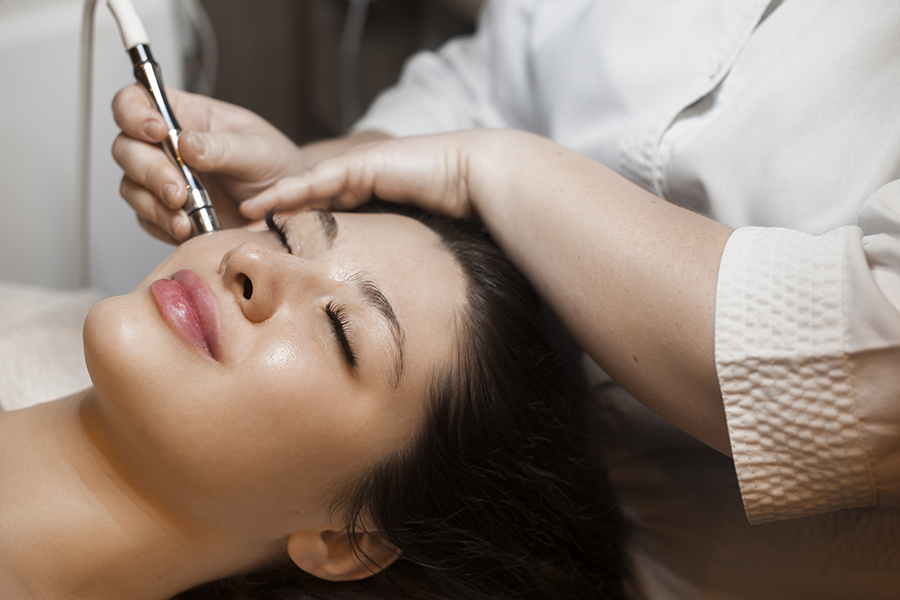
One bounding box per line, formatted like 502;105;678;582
107;0;221;236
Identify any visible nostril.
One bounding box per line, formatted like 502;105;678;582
242;275;253;300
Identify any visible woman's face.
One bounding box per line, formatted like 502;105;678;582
83;209;466;537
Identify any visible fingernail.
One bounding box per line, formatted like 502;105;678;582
163;183;179;207
143;119;164;139
170;213;191;239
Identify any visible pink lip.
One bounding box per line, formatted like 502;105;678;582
150;269;221;361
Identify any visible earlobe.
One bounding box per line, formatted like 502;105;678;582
287;528;402;582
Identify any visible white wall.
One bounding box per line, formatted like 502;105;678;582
0;0;187;295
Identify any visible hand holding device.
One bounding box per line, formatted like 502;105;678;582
107;0;220;236
112;86;311;243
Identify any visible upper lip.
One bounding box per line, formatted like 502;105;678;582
151;269;222;361
174;269;221;360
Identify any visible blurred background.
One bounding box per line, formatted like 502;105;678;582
0;0;479;295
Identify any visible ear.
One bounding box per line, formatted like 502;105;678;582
287;528;402;582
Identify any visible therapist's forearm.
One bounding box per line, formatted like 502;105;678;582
468;131;734;454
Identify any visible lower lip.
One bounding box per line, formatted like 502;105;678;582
150;271;220;360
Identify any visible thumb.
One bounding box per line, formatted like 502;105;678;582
180;130;290;181
179;130;232;173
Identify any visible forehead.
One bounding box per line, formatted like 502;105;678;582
327;212;452;287
291;209;468;387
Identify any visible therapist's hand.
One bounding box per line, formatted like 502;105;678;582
112;84;389;243
240;132;482;221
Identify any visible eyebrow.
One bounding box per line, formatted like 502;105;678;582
315;210;405;387
315;209;338;245
352;274;405;387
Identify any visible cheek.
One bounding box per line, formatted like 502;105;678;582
84;294;168;402
84;295;387;522
204;342;396;493
154;349;379;521
132;229;249;289
95;321;360;504
221;342;361;461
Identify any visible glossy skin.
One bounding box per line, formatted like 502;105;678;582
82;210;466;540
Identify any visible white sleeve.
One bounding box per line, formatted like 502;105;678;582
352;0;540;137
716;180;900;524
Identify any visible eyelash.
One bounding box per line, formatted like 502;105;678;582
265;209;293;254
325;301;357;370
265;210;355;370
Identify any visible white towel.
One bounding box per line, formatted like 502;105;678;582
0;281;102;412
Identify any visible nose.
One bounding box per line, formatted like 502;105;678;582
220;242;324;323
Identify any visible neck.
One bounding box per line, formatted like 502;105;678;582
0;392;276;600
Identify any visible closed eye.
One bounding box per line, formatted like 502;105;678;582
265;209;293;254
264;211;358;372
325;301;357;370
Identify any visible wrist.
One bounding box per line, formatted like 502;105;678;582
464;129;545;221
300;130;392;169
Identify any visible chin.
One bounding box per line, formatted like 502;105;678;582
83;290;173;405
82;292;221;495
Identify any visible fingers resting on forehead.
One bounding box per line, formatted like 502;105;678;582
242;135;475;221
241;160;371;220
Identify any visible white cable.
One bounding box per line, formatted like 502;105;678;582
78;0;213;288
79;0;149;289
107;0;150;49
77;0;101;288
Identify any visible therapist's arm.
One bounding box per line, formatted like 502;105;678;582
244;129;735;454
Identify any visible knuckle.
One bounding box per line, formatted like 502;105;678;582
112;85;143;128
111;89;124;114
203;133;227;166
145;160;172;189
119;180;147;211
111;134;127;162
211;133;228;157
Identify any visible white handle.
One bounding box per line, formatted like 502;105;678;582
107;0;150;49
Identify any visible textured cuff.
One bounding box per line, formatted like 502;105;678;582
715;227;876;523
